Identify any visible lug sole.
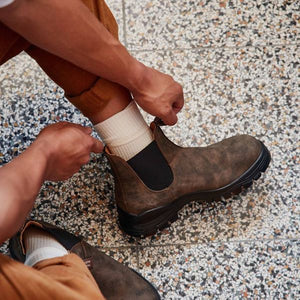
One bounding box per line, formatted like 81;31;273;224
118;142;271;237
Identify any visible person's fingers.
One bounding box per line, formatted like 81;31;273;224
162;110;178;126
90;137;104;153
57;121;70;127
173;92;184;113
79;155;91;165
69;166;81;177
68;123;92;134
82;126;93;135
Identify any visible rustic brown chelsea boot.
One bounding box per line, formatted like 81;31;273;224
106;120;271;237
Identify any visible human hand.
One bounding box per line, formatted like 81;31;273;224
131;67;184;125
33;122;103;181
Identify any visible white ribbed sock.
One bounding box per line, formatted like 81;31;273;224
94;102;153;161
24;227;68;267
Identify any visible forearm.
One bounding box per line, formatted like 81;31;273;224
0;122;103;244
0;0;144;91
0;142;48;244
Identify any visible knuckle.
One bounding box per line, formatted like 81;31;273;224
86;141;94;151
166;74;173;81
85;136;94;146
81;156;90;165
73;166;81;174
176;83;183;93
59;121;69;126
61;174;70;181
164;106;172;115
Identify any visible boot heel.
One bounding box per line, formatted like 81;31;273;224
117;205;178;237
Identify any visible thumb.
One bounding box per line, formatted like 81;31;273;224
81;126;93;135
90;138;103;153
162;110;178;126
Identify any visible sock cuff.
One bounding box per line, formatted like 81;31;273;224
108;128;153;160
94;102;153;160
24;227;68;267
25;230;67;253
94;102;139;138
25;247;68;267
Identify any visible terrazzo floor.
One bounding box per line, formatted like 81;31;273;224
0;0;299;299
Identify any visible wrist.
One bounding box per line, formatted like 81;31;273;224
126;60;150;94
29;138;54;181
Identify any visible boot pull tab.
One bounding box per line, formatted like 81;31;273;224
154;117;166;126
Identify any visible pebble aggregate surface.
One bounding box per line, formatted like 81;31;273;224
0;0;299;299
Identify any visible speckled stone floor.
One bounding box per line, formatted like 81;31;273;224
0;0;299;299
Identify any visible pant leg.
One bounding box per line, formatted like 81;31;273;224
0;253;105;300
0;0;132;120
0;22;30;64
25;0;132;120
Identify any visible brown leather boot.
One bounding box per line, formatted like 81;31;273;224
106;119;271;237
9;220;160;300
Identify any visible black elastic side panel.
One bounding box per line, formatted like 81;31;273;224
128;141;173;190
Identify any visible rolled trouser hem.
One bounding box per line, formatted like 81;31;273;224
67;78;131;118
0;253;105;300
0;24;30;64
